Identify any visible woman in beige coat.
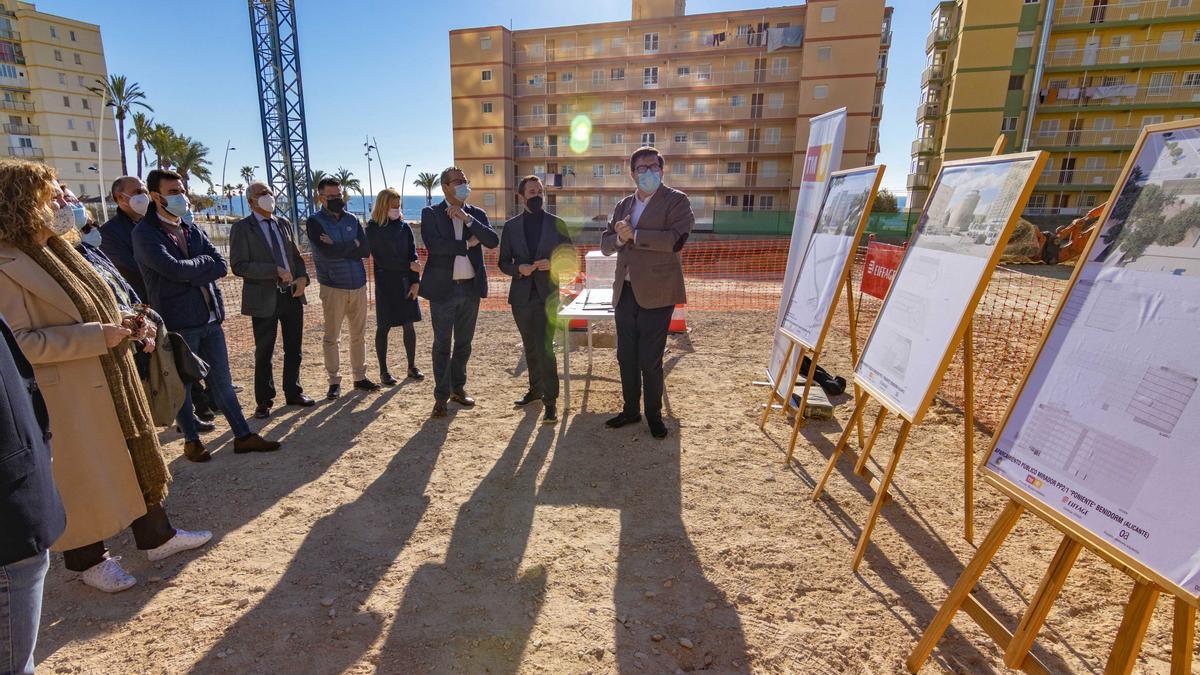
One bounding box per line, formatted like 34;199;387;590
0;159;210;593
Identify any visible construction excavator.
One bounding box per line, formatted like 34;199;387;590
1005;203;1107;265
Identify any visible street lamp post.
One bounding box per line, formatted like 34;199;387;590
92;95;108;220
399;163;412;206
220;140;236;218
372;136;388;186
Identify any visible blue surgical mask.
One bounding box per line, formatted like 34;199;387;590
82;227;102;247
637;169;662;193
454;184;471;202
162;193;190;219
71;204;88;228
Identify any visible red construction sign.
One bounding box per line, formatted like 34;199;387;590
861;240;905;300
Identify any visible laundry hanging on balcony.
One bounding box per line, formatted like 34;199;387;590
767;26;804;53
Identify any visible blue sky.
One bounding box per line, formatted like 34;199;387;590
40;0;937;196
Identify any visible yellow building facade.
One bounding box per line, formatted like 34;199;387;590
450;0;892;227
911;0;1200;219
0;1;120;200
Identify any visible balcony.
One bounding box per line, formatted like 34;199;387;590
1045;40;1200;70
921;64;945;83
925;26;952;51
0;99;33;112
881;30;892;47
516;138;794;160
554;172;789;190
0;52;25;65
877;66;888;83
1029;127;1140;149
907;172;930;189
1037;168;1123;189
514;103;797;129
514;65;802;97
1054;0;1199;26
1024;206;1084;217
915;101;941;121
512;31;775;65
3;123;38;135
1040;83;1200;109
8;147;43;159
0;29;19;41
911;138;939;154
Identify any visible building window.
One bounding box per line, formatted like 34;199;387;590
643;67;658;86
1148;72;1174;95
70;140;78;151
813;85;829;99
762;161;779;177
821;6;836;22
81;98;89;110
480;36;492;50
673;132;688;143
768;92;784;108
481;69;492;81
483;163;494;175
530;74;544;86
764;128;781;145
482;101;493;114
54;49;62;61
1038;119;1060;137
724;196;739;207
641;100;657;119
0;64;16;78
610;100;624;113
483;193;496;207
726;162;741;174
771;57;788;75
696;64;712;81
1141;115;1164;126
62;95;70;107
609;164;623;175
1194;29;1200;43
77;75;85;87
673;97;689;111
74;162;81;173
817;47;832;62
1110;35;1130;49
56;72;65;85
731;95;745;107
560;72;573;83
611;67;625;81
1001;116;1018;132
85;120;93;131
692;163;705;177
728;128;745;142
1015;31;1035;49
66;118;74;129
1084;156;1106;170
1028;194;1048;210
676;65;690;78
643;32;659;52
483;132;494;144
49;26;57;38
89;141;96;153
73;53;81;65
1101;75;1125;87
592;69;604;84
1025;0;1039;5
1092;117;1114;131
694;96;710;113
759;195;775;209
1159;30;1184;53
734;59;749;73
592;163;604;177
1183;72;1200;88
532;136;545;148
640;132;655;146
1008;75;1025;90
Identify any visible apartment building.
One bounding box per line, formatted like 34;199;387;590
0;1;120;200
450;0;892;227
910;0;1200;218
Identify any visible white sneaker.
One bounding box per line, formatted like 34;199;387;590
79;557;137;593
146;529;213;562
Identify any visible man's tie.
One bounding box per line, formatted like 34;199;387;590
265;219;288;270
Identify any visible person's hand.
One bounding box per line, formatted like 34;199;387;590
518;263;535;277
138;319;157;343
467;236;479;248
410;261;421;273
102;323;132;348
534;258;551;272
407;283;420;300
142;336;157;353
277;267;293;284
615;218;633;244
448;205;468;222
292;276;308;298
319;233;333;245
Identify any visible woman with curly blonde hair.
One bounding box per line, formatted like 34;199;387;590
0;159;210;593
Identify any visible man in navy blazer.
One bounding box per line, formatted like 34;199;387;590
418;166;499;417
0;312;65;675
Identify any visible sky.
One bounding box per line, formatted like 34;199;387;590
38;0;939;197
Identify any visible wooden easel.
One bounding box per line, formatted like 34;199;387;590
760;166;884;457
907;488;1198;674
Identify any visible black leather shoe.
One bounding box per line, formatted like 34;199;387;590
431;401;448;418
543;403;558;424
195;409;216;423
327;384;340;400
285;395;316;407
195;417;216;432
380;372;399;386
605;412;642;429
407;366;425;381
514;391;542;407
254;404;271;419
648;418;669;439
354;378;381;392
450;390;475;407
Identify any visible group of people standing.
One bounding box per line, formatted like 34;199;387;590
0;146;692;673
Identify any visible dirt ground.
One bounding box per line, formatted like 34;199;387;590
34;309;1193;674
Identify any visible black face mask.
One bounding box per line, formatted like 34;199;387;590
326;197;345;214
525;195;544;214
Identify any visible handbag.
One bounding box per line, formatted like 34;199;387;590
166;331;209;385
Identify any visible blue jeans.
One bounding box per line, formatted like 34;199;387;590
175;322;251;442
429;283;480;403
0;550;49;675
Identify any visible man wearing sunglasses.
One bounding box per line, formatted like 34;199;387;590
600;147;693;440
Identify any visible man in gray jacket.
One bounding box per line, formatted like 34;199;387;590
229;182;314;418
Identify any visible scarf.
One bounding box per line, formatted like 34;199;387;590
20;236;170;507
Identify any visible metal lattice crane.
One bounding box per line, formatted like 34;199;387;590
248;0;313;241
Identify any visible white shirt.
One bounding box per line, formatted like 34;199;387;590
451;215;476;280
254;212;290;275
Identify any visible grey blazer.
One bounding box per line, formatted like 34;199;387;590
498;211;574;306
228;214;309;318
599;183;693;309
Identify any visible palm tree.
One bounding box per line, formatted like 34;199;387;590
126;112;154;178
223;183;237;214
240;165;255;186
174;138;212;192
414;171;438;206
90;75;152;176
310;169;328;193
146;123;179;170
333;167;362;214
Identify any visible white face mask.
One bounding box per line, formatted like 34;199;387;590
49;205;76;235
257;195;276;213
387;207;402;221
82;227;103;247
125;192;150;217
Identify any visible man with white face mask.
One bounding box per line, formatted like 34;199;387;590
229;181;313;418
101;176;152;301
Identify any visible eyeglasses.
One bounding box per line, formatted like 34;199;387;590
448;178;470;186
632;165;662;175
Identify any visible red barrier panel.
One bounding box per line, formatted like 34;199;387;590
861;239;905;300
